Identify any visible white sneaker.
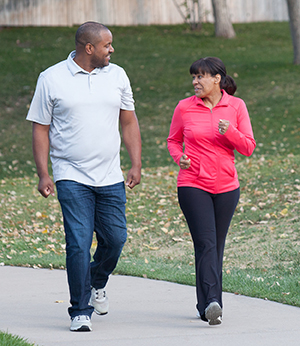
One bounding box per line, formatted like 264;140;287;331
70;315;92;331
90;287;109;315
205;302;222;326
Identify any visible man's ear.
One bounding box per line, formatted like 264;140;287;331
85;43;94;55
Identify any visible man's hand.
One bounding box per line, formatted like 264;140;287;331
125;166;141;189
38;175;55;198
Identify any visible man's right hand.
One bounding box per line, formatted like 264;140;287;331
38;175;55;198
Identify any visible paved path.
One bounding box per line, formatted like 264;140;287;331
1;266;300;346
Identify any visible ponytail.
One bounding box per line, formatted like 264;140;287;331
221;75;237;95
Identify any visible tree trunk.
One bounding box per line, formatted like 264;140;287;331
286;0;300;65
211;0;236;39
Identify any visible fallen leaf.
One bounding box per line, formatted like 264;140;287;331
172;237;184;242
280;208;288;216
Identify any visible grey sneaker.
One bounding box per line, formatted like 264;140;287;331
205;301;222;326
70;315;92;331
209;316;222;325
90;287;109;315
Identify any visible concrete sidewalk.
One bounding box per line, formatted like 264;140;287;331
1;265;300;346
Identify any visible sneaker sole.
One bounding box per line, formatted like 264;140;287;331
94;309;108;316
70;325;92;332
208;316;222;325
205;302;222;325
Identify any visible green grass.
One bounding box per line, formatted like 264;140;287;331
0;331;35;346
1;22;300;308
1;22;300;176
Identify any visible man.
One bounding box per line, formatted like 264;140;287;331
26;22;142;332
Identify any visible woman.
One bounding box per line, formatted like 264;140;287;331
167;57;256;325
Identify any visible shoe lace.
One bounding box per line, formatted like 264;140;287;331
95;289;106;299
72;315;89;321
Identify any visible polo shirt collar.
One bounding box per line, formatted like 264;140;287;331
66;51;110;75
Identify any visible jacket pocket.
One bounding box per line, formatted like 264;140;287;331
198;157;217;180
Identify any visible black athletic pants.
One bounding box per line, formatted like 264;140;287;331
178;186;240;317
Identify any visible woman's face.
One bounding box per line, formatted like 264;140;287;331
192;72;220;99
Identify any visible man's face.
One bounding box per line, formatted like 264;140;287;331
91;30;114;68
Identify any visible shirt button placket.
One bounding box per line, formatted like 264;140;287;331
89;74;92;92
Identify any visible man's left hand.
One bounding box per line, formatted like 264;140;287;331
125;167;141;189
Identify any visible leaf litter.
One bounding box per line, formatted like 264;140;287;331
0;155;300;290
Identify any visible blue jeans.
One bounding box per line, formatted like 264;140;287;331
56;180;127;318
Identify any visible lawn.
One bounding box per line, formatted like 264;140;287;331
0;22;300;308
0;331;35;346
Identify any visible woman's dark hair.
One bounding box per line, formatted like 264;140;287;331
189;57;237;95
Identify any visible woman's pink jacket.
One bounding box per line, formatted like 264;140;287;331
167;90;256;194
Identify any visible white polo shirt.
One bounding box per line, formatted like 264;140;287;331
26;51;135;187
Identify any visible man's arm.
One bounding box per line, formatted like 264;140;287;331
119;109;142;189
32;122;55;198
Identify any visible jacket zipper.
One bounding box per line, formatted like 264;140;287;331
210;107;220;194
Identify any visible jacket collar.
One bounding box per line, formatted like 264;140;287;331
195;89;230;107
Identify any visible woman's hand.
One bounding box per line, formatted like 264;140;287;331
179;154;191;170
218;119;230;135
